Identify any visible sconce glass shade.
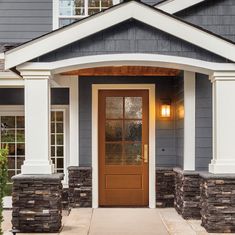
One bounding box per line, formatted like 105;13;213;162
161;104;171;118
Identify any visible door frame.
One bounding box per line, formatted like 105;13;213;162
92;84;156;208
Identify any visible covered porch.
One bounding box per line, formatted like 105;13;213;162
1;54;235;233
1;0;235;232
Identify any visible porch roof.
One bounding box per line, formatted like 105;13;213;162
4;0;235;71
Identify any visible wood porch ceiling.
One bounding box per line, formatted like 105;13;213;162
60;66;181;76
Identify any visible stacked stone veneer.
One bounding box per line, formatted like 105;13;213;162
156;167;175;207
174;168;201;219
12;174;63;233
68;166;92;207
200;173;235;233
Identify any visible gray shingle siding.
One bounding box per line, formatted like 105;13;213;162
79;76;178;167
195;74;212;171
0;0;53;43
176;0;235;42
37;20;228;63
0;88;69;105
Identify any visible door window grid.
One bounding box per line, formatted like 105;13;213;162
58;0;116;27
51;111;65;173
105;96;143;165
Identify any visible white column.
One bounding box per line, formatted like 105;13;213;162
209;72;235;174
183;71;196;170
21;71;54;174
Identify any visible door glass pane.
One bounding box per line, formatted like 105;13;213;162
1;116;15;128
124;143;142;165
105;143;122;165
105;120;122;141
1;130;15;142
56;112;63;122
17;130;24;142
124;120;142;141
106;97;123;119
17;144;25;155
57;134;64;145
17;157;25;169
125;97;142;119
57;146;64;157
16;116;24;128
7;144;15;155
8;157;15;169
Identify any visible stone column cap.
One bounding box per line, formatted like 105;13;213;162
156;167;174;171
12;173;64;181
173;167;200;176
68;166;92;170
200;171;235;179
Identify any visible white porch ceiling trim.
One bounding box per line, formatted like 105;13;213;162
0;71;21;79
0;53;4;59
155;0;205;14
5;1;235;70
17;54;235;75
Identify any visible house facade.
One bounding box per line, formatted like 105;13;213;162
1;0;235;233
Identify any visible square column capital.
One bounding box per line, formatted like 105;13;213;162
209;74;235;174
210;71;235;83
20;70;52;80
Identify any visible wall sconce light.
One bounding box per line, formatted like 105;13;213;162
160;100;171;118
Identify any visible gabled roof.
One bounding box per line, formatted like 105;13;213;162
154;0;206;14
4;0;235;70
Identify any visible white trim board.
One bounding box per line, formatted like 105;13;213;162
0;71;21;79
17;54;235;76
92;84;156;208
5;1;235;69
155;0;205;14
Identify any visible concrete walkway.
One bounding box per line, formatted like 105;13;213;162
3;208;235;235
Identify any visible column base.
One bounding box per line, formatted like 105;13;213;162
12;174;63;233
174;168;201;219
68;166;92;207
200;172;235;233
209;160;235;174
21;160;54;174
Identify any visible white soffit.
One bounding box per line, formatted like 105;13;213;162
155;0;206;14
5;1;235;69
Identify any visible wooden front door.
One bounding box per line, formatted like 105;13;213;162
98;90;149;206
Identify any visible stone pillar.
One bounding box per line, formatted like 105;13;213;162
68;166;92;207
174;168;201;219
183;71;196;171
12;174;63;233
156;167;175;207
11;71;62;233
21;71;54;174
209;72;235;174
200;173;235;233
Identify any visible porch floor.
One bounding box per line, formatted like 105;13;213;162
3;208;234;235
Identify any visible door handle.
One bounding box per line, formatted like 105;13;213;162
143;144;148;163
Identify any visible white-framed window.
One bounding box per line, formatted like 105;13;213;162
0;106;69;183
53;0;120;29
0;115;25;181
51;110;65;174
